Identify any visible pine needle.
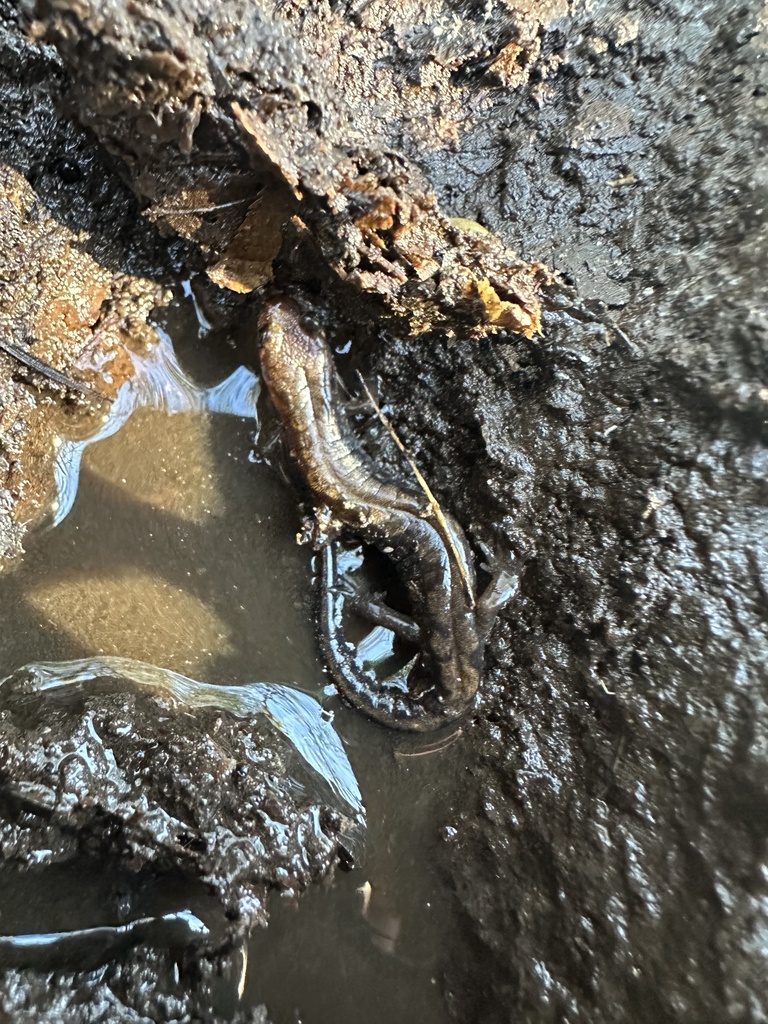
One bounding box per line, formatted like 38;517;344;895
0;337;110;402
356;372;474;607
155;195;259;215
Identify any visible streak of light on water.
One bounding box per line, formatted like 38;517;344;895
52;328;261;526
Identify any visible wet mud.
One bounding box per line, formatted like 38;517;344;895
0;658;361;925
0;0;766;1021
366;5;768;1021
0;0;191;567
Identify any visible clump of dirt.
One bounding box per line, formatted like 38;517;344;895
0;169;167;569
0;3;191;569
0;164;168;567
0;670;354;921
24;0;550;337
0;661;360;1018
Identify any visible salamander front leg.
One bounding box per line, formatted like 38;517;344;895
475;544;518;638
346;589;421;645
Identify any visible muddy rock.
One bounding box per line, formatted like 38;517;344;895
0;664;358;925
0;657;361;1018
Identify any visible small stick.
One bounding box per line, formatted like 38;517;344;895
155;195;261;216
356;372;474;607
393;728;462;759
0;337;110;402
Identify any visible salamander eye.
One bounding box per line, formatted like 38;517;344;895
299;312;324;337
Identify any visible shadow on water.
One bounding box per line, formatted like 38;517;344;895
0;285;470;1022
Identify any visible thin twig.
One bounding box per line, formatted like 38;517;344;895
155;195;260;216
0;337;110;402
356;372;474;606
394;728;462;759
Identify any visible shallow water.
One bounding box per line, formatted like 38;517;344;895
0;325;315;684
0;286;469;1022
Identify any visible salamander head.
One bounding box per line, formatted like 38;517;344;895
259;296;327;386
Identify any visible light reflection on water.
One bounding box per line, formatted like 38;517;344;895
52;327;261;526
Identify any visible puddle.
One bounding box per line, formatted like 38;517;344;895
0;285;466;1023
246;719;467;1024
0;304;316;683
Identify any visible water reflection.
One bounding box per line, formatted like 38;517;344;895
52;329;261;526
0;910;209;971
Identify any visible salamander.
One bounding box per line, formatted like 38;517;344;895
258;296;513;732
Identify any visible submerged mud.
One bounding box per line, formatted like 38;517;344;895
0;945;271;1023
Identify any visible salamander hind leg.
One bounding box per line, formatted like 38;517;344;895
475;544;518;638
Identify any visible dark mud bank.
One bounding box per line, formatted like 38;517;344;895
371;4;768;1019
0;1;766;1023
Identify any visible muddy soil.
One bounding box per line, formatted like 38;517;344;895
0;0;192;565
0;655;354;1021
0;0;766;1021
368;5;768;1021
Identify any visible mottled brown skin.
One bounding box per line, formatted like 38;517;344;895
259;296;510;731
